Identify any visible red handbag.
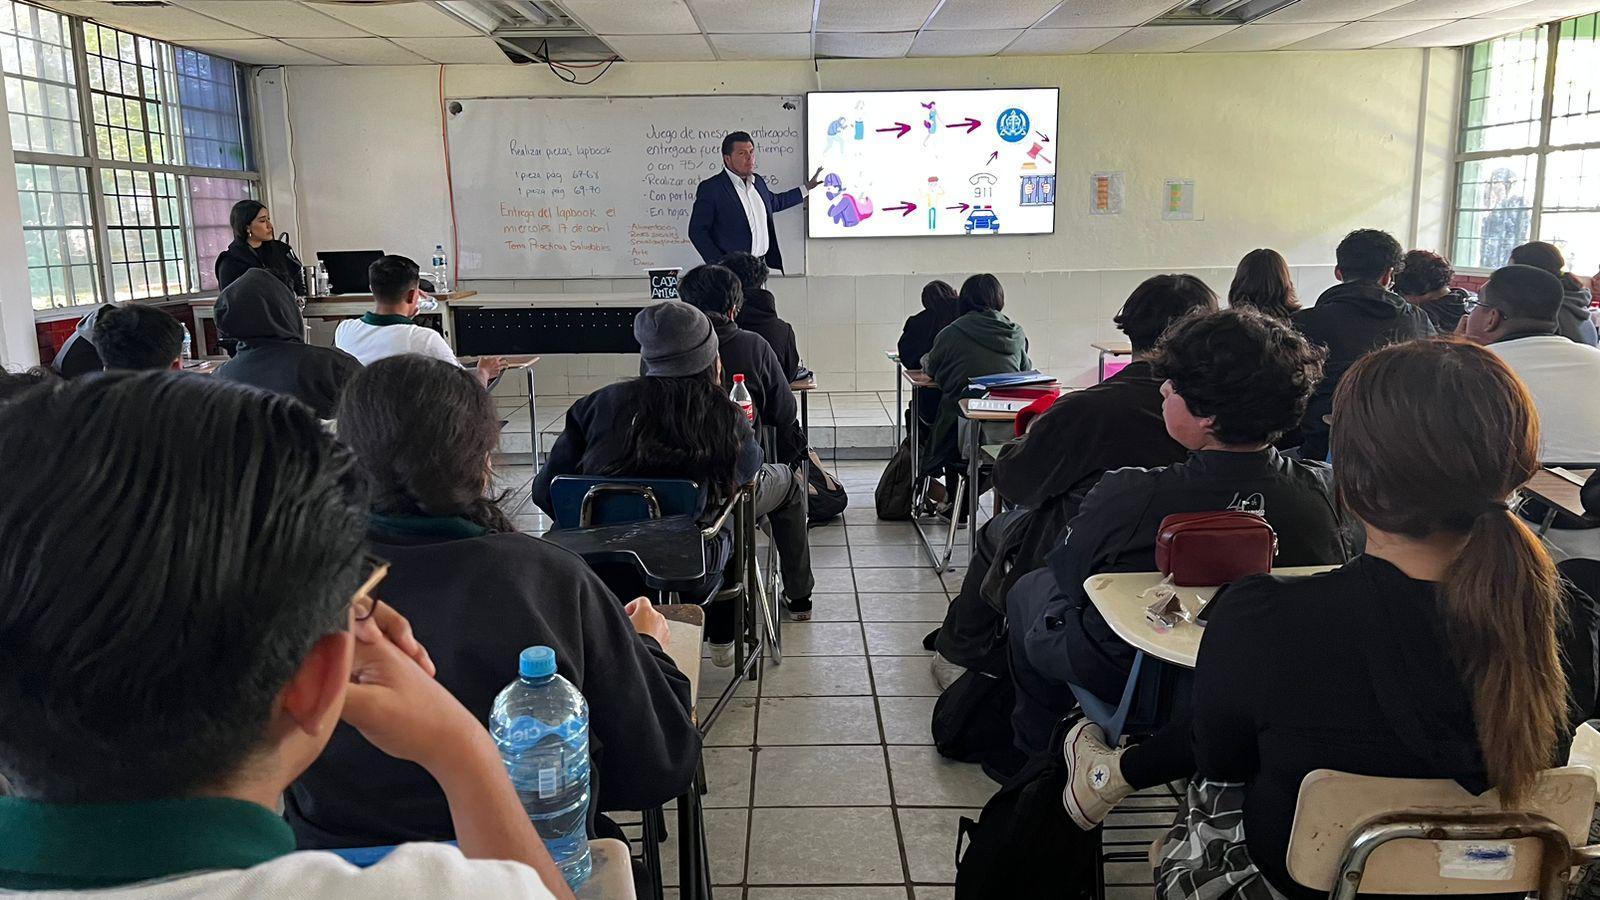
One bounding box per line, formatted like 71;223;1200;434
1155;511;1278;587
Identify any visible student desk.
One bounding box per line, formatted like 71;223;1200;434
180;359;220;376
790;375;816;435
655;604;712;900
956;390;1060;562
1521;466;1594;535
1089;341;1132;383
902;367;947;571
1082;567;1339;668
464;355;541;457
577;838;637;899
886;351;903;445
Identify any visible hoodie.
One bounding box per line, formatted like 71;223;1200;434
215;236;306;296
922;309;1031;472
50;305;108;377
1292;281;1437;461
1414;287;1471;335
734;287;803;382
214;269;360;418
1557;276;1599;346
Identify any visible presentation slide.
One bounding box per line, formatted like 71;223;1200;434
806;87;1059;239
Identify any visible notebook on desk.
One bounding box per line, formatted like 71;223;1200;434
966;397;1031;413
968;370;1053;389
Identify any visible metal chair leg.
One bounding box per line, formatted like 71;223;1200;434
642;806;666;900
940;474;966;570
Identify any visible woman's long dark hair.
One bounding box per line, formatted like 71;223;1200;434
599;366;747;509
229;200;266;242
921;280;960;331
1227;248;1299;318
336;355;514;533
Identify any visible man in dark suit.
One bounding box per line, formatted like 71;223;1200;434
688;130;822;273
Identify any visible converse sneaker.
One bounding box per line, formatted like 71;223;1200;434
784;596;813;621
1061;719;1132;829
709;642;735;668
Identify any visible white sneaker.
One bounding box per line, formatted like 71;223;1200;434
1061;719;1132;829
930;652;966;692
709;642;735;668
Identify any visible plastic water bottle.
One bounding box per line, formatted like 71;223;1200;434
180;324;193;362
315;261;330;297
490;646;592;890
731;373;754;423
432;243;450;293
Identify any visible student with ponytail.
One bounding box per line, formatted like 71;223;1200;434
1062;339;1600;900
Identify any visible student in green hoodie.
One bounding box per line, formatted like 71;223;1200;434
922;273;1032;479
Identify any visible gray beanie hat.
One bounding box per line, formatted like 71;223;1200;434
635;301;719;377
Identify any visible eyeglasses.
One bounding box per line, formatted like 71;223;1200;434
351;554;389;622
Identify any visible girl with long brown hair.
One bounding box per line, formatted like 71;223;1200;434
1063;339;1600;899
1227;248;1299;319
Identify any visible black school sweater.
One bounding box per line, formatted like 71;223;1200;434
735;288;802;382
1192;556;1600;899
285;521;700;848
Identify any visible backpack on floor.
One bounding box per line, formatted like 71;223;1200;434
875;437;916;521
806;450;848;526
954;717;1098;900
932;666;1018;769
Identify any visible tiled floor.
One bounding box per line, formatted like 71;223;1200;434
494;456;1166;899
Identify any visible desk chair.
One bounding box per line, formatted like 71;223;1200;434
1282;767;1600;900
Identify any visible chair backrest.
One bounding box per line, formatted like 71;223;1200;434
1286;767;1597;894
548;475;705;529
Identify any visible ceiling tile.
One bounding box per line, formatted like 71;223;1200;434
599;33;715;61
1188;22;1341;51
168;1;367;38
35;1;255;40
1002;26;1126;53
909;29;1024;56
708;32;811;59
309;1;478;37
561;0;700;36
1094;23;1239;53
176;37;338;65
687;0;814;33
816;0;940;32
281;37;431;65
1258;0;1411;23
1367;0;1529;18
1379;16;1546;46
815;31;917;58
925;0;1062;30
392;36;512;65
1036;1;1190;28
1474;0;1600;17
1283;18;1450;49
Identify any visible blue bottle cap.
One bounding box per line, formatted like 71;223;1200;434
519;646;556;678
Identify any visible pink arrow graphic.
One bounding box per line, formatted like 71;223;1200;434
945;203;971;213
875;122;911;138
986;151;998;165
1036;131;1051;142
951;117;982;134
883;202;918;217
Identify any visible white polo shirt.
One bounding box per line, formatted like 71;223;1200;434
334;313;461;368
1487;333;1600;463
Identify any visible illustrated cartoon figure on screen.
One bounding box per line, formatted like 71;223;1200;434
1040;177;1054;204
824;116;848;156
852;100;865;141
922;176;945;230
921;100;939;146
824;172;873;228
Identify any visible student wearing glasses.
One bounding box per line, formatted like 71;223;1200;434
0;371;572;898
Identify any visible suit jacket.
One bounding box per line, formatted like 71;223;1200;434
688;170;803;272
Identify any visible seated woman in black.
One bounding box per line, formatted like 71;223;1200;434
1005;308;1349;757
897;279;960;429
532;300;763;665
286;355;699;849
1061;338;1600;900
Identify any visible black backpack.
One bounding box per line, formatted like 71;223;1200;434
805;450;848;525
932;667;1020;774
954;717;1099;900
875;437;916;520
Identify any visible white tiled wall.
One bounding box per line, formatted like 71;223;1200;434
465;265;1340;396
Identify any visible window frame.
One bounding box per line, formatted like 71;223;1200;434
8;1;258;318
1452;17;1600;272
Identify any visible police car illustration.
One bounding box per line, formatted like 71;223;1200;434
964;205;1000;234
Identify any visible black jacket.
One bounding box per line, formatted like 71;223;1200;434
1192;556;1600;899
710;314;806;466
215;236;306;296
50;305;107;377
897;307;958;371
1027;449;1351;704
1415;287;1470;334
285;522;700;848
213;269;359;418
531;379;764;519
735;288;802;383
1291;282;1436;460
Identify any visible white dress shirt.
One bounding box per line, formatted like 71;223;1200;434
724;168;806;261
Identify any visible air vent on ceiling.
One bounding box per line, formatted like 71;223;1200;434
433;0;607;64
1150;0;1302;25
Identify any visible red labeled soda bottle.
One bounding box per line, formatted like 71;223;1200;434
730;374;755;423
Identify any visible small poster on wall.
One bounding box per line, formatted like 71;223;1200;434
1090;171;1124;215
648;267;681;299
1162;178;1196;221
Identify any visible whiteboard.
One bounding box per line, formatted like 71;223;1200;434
445;95;806;279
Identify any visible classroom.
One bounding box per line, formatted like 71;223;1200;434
5;1;1600;899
